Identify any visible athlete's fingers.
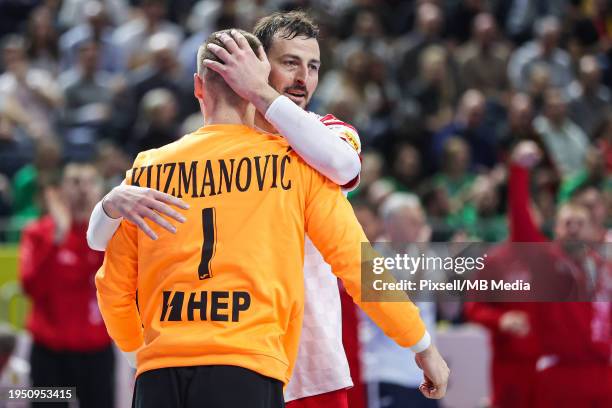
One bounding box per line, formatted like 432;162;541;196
256;45;268;62
128;213;158;240
231;29;250;51
141;208;177;234
206;43;231;63
146;198;186;224
202;59;226;75
151;190;190;210
216;31;239;53
420;384;439;399
419;376;447;399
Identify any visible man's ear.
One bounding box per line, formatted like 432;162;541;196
194;73;204;99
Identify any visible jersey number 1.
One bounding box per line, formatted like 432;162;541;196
198;207;216;279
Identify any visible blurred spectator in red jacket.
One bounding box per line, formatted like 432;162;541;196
508;141;611;408
464;243;540;408
19;162;114;408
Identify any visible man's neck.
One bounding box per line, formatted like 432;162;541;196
203;101;256;127
254;111;277;133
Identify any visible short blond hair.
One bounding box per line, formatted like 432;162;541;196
196;29;262;103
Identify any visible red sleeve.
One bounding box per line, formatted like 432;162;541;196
19;222;57;300
464;302;505;332
464;249;507;331
508;164;547;242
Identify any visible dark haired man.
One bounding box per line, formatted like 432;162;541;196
96;28;447;408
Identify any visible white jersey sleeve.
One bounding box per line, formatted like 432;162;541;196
315;112;362;191
86;183;124;251
265;95;361;187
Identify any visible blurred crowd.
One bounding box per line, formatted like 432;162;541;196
0;0;610;244
0;1;611;407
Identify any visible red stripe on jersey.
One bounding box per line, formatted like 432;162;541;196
319;114;336;122
319;114;358;134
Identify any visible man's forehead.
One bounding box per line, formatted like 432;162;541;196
269;34;320;61
65;166;96;179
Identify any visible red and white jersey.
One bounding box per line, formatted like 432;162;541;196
284;113;361;402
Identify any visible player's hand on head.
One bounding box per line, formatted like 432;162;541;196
102;184;189;240
414;344;450;399
203;29;272;103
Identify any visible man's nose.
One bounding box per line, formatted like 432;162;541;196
294;65;307;84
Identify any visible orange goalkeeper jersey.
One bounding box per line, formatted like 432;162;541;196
95;124;426;383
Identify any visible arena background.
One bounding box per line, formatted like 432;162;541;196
0;0;610;407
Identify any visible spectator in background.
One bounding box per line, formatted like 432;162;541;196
570;184;612;243
112;0;183;70
178;0;222;80
592;113;612;172
317;49;394;143
121;31;192;134
407;45;457;135
568;55;611;137
0;100;36;181
566;12;602;73
388;143;422;192
431;136;507;241
395;2;446;92
420;181;453;241
360;193;438;408
59;40;115;160
94;140;131;192
352;200;383;243
498;93;542;154
446;0;487;45
432;137;476;217
432;89;498;170
497;92;558;178
456;12;510;104
464;241;540;408
507;140;611;408
584;0;612;45
0;173;11;236
461;175;508;242
349;151;385;201
525;62;552;114
535;88;590;179
8;138;62;242
557;146;608;202
25;6;60;76
59;1;124;74
496;0;567;44
128;88;179;154
507;16;573;92
19;163;113;408
0;35;63;140
58;0;128;29
335;9;392;67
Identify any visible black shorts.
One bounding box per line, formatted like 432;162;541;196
132;365;285;408
29;342;115;408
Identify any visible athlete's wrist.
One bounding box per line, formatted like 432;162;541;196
411;331;432;353
250;84;280;116
101;193;122;219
